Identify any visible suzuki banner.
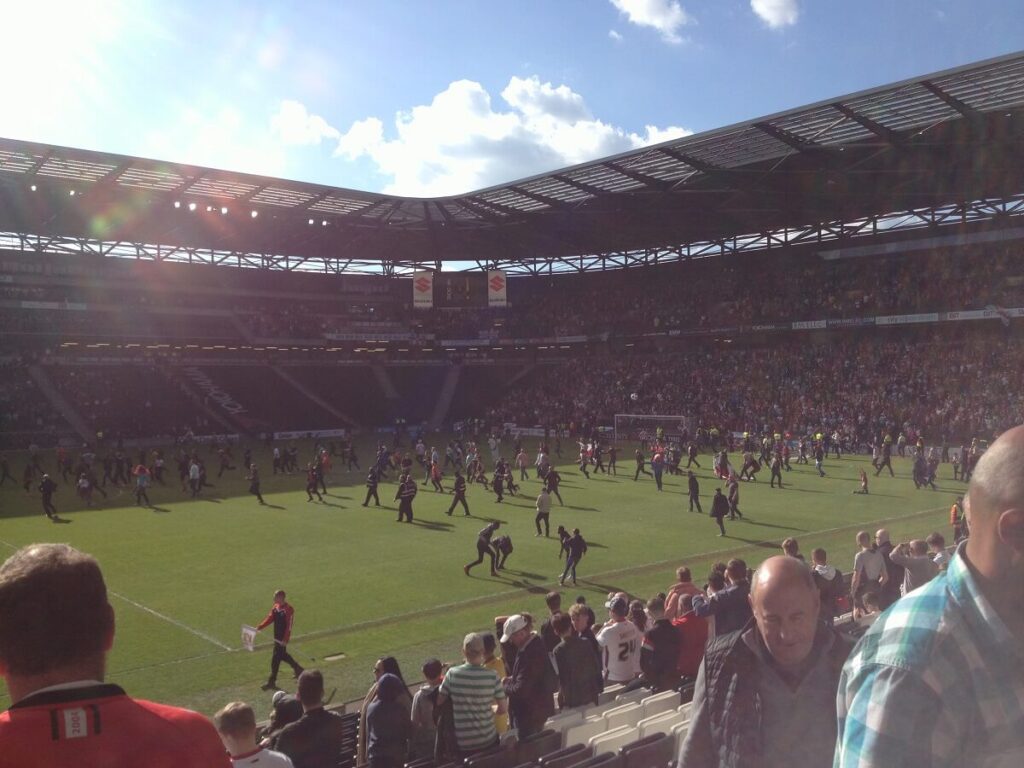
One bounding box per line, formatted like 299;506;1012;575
487;270;507;307
412;271;433;309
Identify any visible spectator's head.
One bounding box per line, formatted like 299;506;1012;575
273;589;286;606
551;611;572;638
909;539;928;556
811;547;828;565
647;596;666;620
373;656;405;685
749;556;820;670
500;614;532;648
875;529;891;546
628;599;647;631
422;658;443;683
376;673;405;702
857;531;871;549
214;701;258;757
676;566;693;584
606;595;629;619
463;632;485;664
296;670;325;710
726;558;747;584
545;591;562;613
0;544;114;702
781;538;800;558
966;425;1024;588
925;532;946;552
568;603;590;634
707;572;726;593
480;633;497;661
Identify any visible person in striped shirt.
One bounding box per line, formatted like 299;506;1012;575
436;633;508;759
835;424;1024;767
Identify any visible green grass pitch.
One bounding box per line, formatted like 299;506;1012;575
0;439;956;719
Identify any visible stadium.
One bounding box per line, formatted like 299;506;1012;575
1;37;1023;768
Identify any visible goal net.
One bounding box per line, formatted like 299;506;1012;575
613;414;696;446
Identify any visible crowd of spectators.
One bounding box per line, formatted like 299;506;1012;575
0;361;72;447
491;334;1024;443
3;244;1022;344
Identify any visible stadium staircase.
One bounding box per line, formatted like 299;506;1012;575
156;367;248;436
506;363;536;386
27;365;93;443
270;365;358;427
428;364;462;429
371;365;400;402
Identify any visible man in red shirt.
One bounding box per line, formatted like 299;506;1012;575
256;590;304;691
671;594;709;679
0;543;230;768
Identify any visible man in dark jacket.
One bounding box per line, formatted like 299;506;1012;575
640;596;682;692
553;612;601;709
710;489;728;536
275;670;346;768
687;471;703;513
691;559;752;636
501;614;555;738
678;557;853;768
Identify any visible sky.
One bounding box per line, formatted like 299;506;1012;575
0;0;1021;198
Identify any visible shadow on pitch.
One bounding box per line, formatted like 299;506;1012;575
409;519;454;532
741;519;804;532
566;505;598;512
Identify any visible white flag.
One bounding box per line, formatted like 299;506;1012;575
241;624;258;652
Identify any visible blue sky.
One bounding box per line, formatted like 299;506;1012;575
1;0;1021;196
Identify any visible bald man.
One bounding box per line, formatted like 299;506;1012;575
678;556;852;768
836;424;1024;767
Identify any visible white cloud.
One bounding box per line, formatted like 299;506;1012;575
142;105;289;179
330;76;692;196
609;29;623;41
609;0;692;44
270;100;341;145
751;0;799;29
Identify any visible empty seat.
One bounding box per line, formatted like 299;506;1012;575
517;729;562;764
589;726;638;755
677;681;695;705
598;684;625;705
465;743;518;768
637;711;682;739
572;753;621;768
564;717;610;749
539;744;591;768
639;690;678;720
676;702;692;720
613;688;648;706
603;702;643;730
620;732;675;768
546;709;585;733
671;721;689;755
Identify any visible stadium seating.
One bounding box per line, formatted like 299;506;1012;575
571;753;620;768
602;702;643;730
588;726;638;755
516;730;563;764
637;711;686;739
639;690;678;720
538;744;591;768
619;732;675;768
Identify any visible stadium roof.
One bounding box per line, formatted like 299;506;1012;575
1;51;1024;274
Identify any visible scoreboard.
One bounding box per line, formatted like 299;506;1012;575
433;272;489;308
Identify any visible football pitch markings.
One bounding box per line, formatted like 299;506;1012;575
2;502;943;678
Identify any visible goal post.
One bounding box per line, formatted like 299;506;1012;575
613;414;696;445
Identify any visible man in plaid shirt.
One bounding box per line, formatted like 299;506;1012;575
835;424;1024;767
